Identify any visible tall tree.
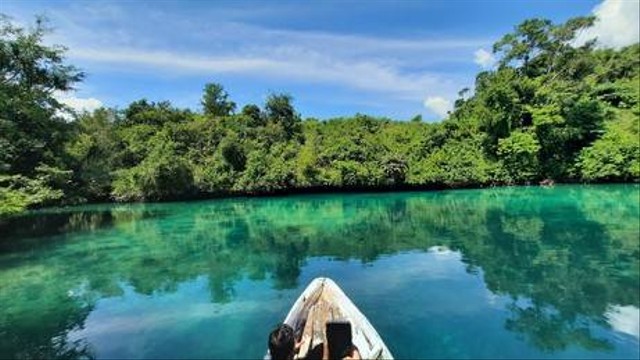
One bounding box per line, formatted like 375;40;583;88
201;82;236;117
265;94;301;140
0;15;84;175
493;16;595;78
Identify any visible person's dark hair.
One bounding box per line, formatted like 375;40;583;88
268;323;295;360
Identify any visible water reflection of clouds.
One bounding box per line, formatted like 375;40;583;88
66;276;284;358
306;249;503;316
359;248;467;283
427;245;456;258
606;305;640;339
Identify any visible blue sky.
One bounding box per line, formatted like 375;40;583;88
2;0;638;120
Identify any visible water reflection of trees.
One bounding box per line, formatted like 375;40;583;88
0;185;638;357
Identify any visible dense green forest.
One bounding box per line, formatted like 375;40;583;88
1;15;638;216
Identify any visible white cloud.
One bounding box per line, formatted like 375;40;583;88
575;0;640;49
34;4;482;106
61;96;103;113
423;96;452;118
473;48;495;69
70;47;462;103
8;3;485;116
70;48;276;73
49;8;489;60
606;305;640;339
55;92;103;117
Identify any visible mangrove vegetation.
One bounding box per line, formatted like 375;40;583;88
1;15;638;216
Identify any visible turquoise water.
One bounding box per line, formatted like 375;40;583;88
1;185;639;359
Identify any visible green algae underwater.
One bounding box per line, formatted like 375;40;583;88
1;184;638;359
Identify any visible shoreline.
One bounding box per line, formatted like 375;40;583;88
18;180;640;212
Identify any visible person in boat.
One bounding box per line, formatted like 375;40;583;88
268;324;361;360
268;324;301;360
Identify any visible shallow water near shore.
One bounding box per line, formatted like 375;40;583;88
1;184;639;359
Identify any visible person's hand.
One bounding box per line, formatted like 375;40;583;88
342;346;361;360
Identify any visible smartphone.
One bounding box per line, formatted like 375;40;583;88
326;321;352;360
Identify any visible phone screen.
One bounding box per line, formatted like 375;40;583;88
326;321;352;360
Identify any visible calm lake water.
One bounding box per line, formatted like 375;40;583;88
1;185;639;359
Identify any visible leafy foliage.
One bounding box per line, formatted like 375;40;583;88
65;109;121;200
112;133;194;201
0;166;69;215
577;109;640;182
498;130;540;182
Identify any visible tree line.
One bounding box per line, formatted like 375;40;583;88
1;15;638;216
